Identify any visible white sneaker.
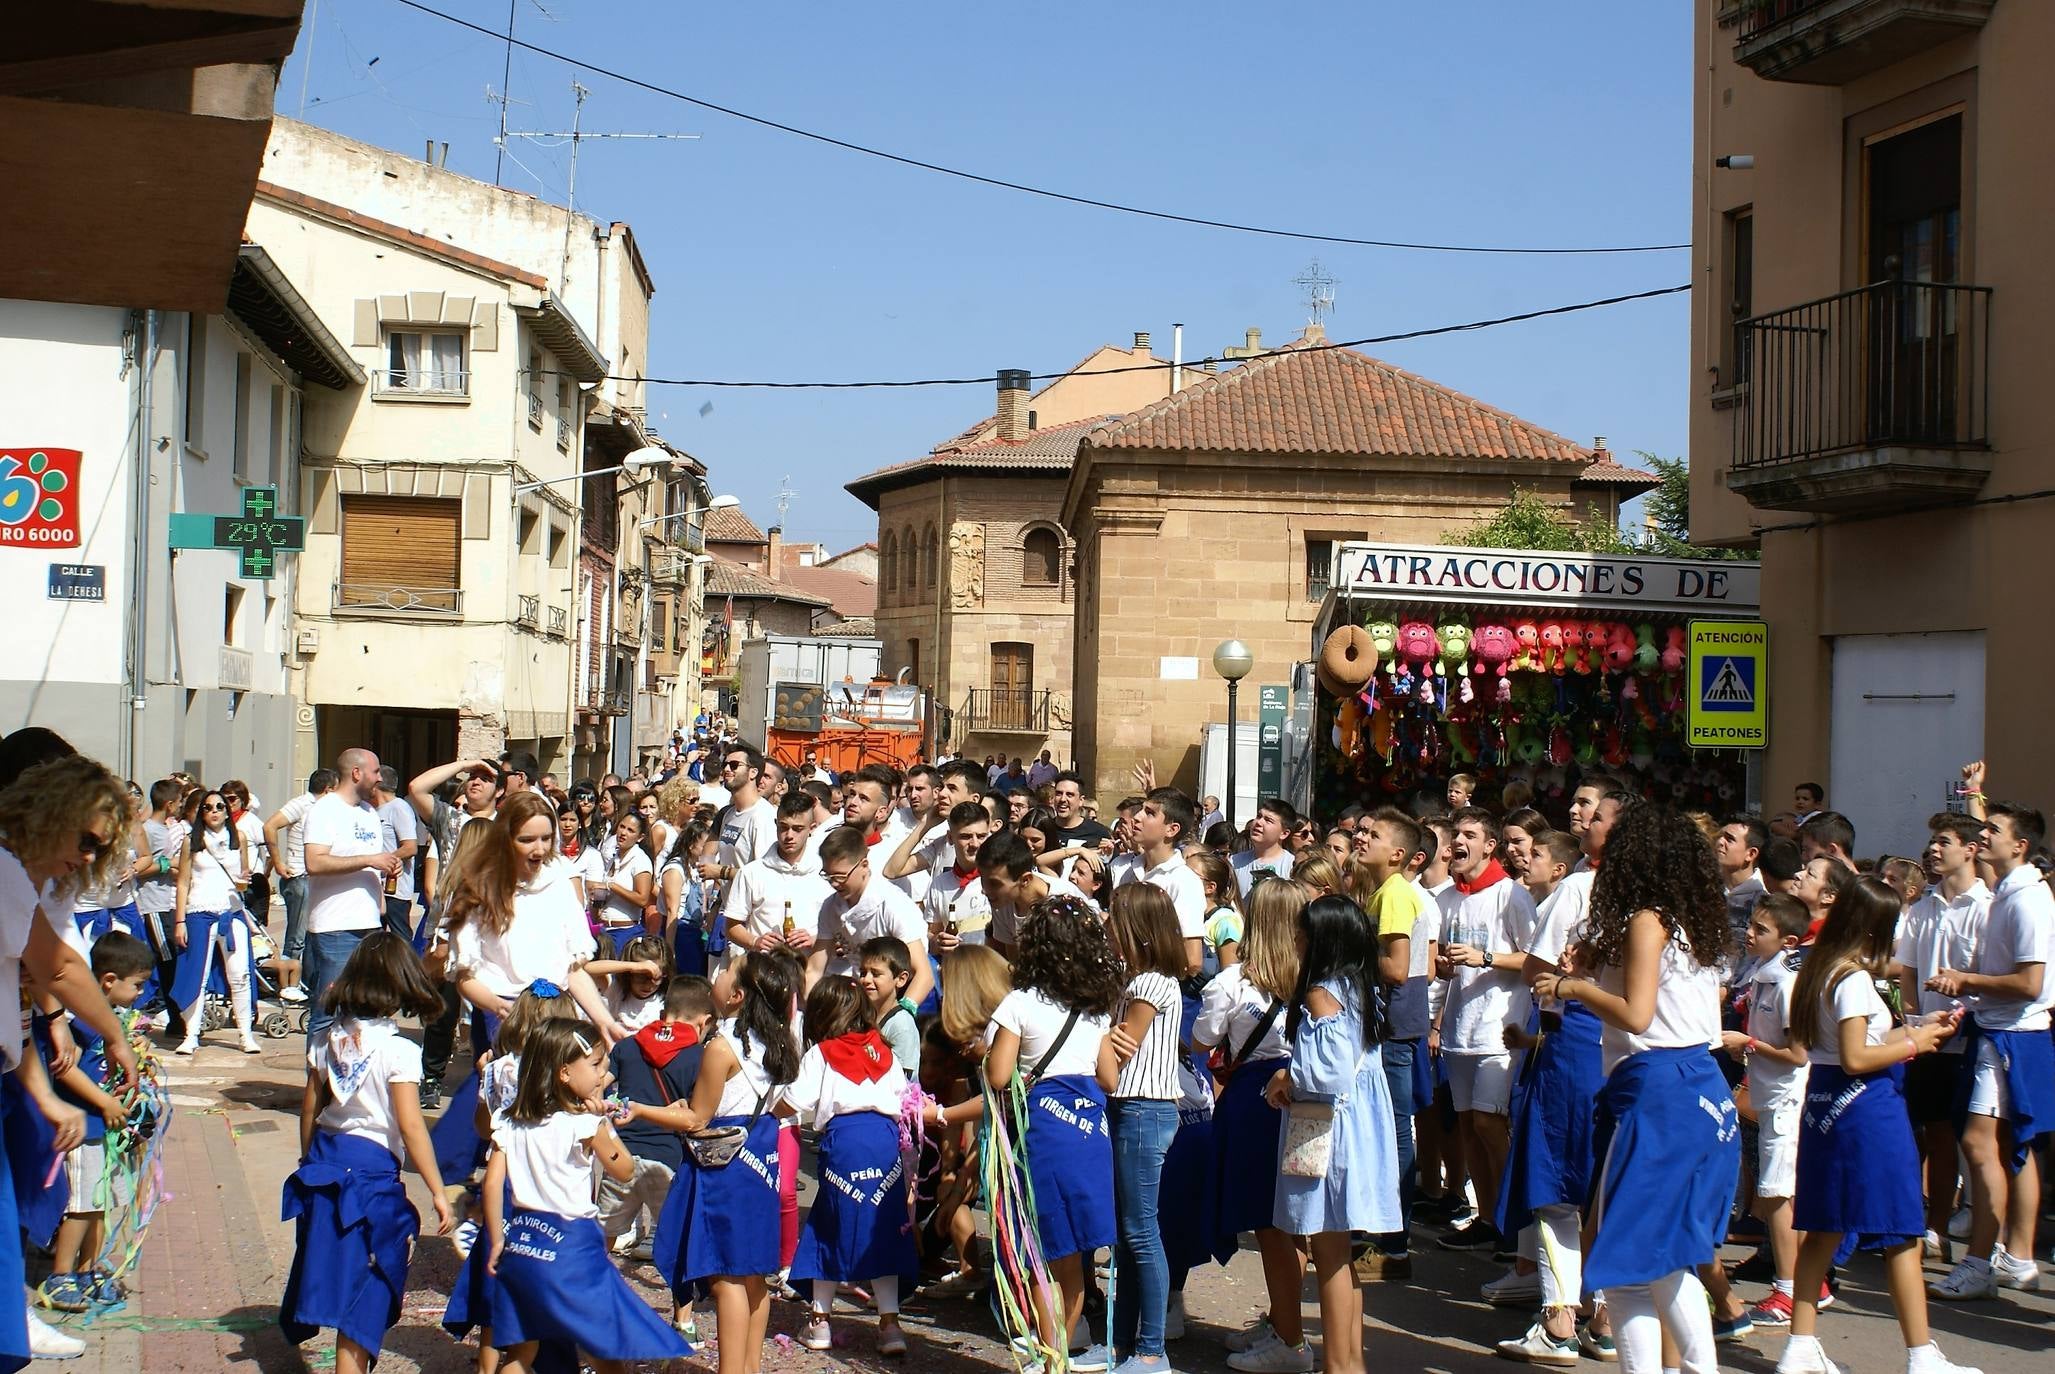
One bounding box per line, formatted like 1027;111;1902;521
173;1037;198;1056
1224;1316;1275;1353
26;1306;85;1359
1226;1332;1317;1373
238;1033;262;1055
1992;1247;2041;1291
1774;1334;1842;1374
612;1225;640;1256
1905;1341;1982;1374
1483;1267;1545;1307
1497;1321;1581;1367
1165;1290;1187;1341
279;984;308;1003
1928;1257;1998;1301
451;1219;479;1259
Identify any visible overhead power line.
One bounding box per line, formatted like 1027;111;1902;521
392;0;1689;257
544;282;1691;390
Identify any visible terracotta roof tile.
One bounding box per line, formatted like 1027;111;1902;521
702;506;765;544
1081;340;1597;464
1575;457;1661;488
814;617;876;638
703;558;831;607
777;557;877;617
847;416;1110;504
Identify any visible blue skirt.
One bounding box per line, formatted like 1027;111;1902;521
601;925;642;957
650;1113;782;1293
6;1030;69;1246
429;1008;502;1182
1585;1046;1740;1291
1161;1106;1229;1273
169;908;257;1023
1497;1004;1603;1234
279;1131;418;1359
1025;1073;1115;1262
490;1207;689;1360
672;919;708;977
1795;1062;1922;1249
1953;1025;2055;1172
791;1112;920;1286
0;1075;27;1374
1211;1057;1287;1240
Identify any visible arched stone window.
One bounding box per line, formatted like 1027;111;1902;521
1022;525;1062;587
880;532;897;604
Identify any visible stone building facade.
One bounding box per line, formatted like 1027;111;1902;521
1063;328;1655;801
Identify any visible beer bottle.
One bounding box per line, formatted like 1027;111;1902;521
782;900;796;938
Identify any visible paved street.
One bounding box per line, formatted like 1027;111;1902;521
31;1031;2053;1372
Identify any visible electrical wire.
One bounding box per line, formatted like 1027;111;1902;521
393;0;1689;257
538;282;1691;390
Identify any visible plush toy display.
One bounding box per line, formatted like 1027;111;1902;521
1511;619;1541;672
1437;622;1472;678
1538;620;1567;673
1320;624;1379;689
1661;626;1687;675
1395;621;1440;677
1472;623;1515;678
1604;623;1637;672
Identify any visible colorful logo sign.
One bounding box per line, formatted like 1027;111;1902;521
0;449;82;548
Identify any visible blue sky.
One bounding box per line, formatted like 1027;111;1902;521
282;0;1692;550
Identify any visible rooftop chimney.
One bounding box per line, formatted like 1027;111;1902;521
767;525;784;576
996;368;1030;442
1592;435;1610;459
1133;331;1152;354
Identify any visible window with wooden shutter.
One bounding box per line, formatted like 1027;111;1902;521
339;495;463;613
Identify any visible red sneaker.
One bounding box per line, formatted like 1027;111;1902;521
1817;1280;1836;1312
1745;1291;1794;1328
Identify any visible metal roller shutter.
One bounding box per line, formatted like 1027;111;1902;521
340;495;461;611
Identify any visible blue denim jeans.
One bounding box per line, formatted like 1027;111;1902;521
303;927;371;1041
278;874;309;961
1110;1097;1178;1359
1375;1037;1420;1255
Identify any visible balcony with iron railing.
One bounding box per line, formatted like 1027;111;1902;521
332;581;464;616
547;605;567;638
516;594;539;629
527;391;544;429
557;416;573;451
371;367;470;400
1729;0;1995;85
1729;279;1992;513
960;687;1051;734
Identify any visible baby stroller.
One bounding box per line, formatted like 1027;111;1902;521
195;924;303;1040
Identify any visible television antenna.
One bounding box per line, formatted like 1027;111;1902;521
1293;259;1339;326
774;475;797;526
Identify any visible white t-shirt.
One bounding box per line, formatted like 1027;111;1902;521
0;847;42;1070
375;798;418;903
711;1023;779;1119
185;826;244;914
718;798;778;873
1809;968;1893;1068
818;877;926;979
1193;964;1290;1065
599;846;654;929
722;853;833;956
1893;880;1989;1052
495;1111;602;1218
234;810;269;878
987;870;1095;949
1745;955;1808;1108
1970;865;2054;1032
1111;851;1207;942
606;981;665;1034
1113;972;1182;1100
1597;931;1723;1074
302;793;386;934
782;1041;909;1133
1525;871;1591;1013
1230;847;1294;898
924;866;992;944
1438;875;1539;1055
274;791;319;876
311;1017;422;1158
449;860;598;1000
990;987;1109;1082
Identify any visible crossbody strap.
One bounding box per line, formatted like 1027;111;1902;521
1228;998;1284;1075
1024;1008;1083;1088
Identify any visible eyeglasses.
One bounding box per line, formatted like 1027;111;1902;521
202;802;228;813
721;759;746;771
823;864;864;884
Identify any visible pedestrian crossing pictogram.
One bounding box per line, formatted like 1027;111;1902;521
1702;657;1753;708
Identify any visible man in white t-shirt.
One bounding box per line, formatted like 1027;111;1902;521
704;743;776;901
263;768;337;967
722;793;832;966
374;767;422;938
808;825;932;1006
925;804;994;950
301;747;401;1040
1433;806;1538;1253
1928;802;2052;1299
1109;787;1205;974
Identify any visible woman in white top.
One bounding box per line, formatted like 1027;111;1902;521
171;787;259;1055
1543;805;1739;1374
596;811;656;956
1779;878;1971;1374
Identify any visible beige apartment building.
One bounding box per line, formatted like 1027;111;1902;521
849;334;1194;762
1063;329;1653;801
1689;0;2048;851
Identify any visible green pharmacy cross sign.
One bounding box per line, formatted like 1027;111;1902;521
167;486;306;579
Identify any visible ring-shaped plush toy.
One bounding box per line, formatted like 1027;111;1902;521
1319;624;1379;689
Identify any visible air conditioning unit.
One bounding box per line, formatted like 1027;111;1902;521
296;629;321;656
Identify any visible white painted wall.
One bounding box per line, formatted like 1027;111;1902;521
1828;631;1986;858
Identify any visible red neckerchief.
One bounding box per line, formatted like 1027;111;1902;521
952;864;978;881
866;831;884;846
634;1019;700;1069
1803;918;1824;944
818;1029;893;1084
1453;859;1509;895
563;835;583;859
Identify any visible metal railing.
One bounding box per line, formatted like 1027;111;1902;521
371;367;470;398
962;687;1050;733
601;689;631;715
1734;279;1990;471
332;581;464;615
516;594;539;628
547;605;567;638
1736;0;1829;40
528;391;544;428
557;417;573;451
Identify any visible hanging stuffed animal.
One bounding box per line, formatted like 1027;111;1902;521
1604;622;1637;672
1661;625;1687;675
1634;624;1660;672
1437;622;1472;679
1538;620;1567;674
1561;622;1590;674
1511;619;1542;672
1337;695;1367;757
1395;621;1440;679
1365;618;1399;668
1472;622;1515;679
1370;700;1395;762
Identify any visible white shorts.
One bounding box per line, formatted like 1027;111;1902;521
1446;1051;1514;1115
1755;1098;1800;1199
1965;1036;2012;1119
63;1140;132;1216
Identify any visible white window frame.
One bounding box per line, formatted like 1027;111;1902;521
378;328;470;398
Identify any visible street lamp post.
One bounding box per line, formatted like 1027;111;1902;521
512;444;684;495
1212;639;1255;832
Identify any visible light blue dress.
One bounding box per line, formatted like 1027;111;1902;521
1273;980;1403;1237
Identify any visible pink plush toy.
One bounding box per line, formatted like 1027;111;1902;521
1604;622;1636;672
1511;619;1541;672
1538;620;1567;674
1395;621;1441;679
1472;622;1516;678
1561;622;1590;674
1661;625;1687;674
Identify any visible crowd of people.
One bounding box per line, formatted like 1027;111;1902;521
3;722;2050;1374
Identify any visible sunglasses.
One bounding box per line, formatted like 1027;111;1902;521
77;830;110;859
202;802;228;813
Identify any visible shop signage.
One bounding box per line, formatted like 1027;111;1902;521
166;485;305;579
1334;542;1760;617
0;448;83;547
1687;619;1767;749
47;563;105;601
1256;684;1287;797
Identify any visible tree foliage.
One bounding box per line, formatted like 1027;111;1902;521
1444;457;1758;561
